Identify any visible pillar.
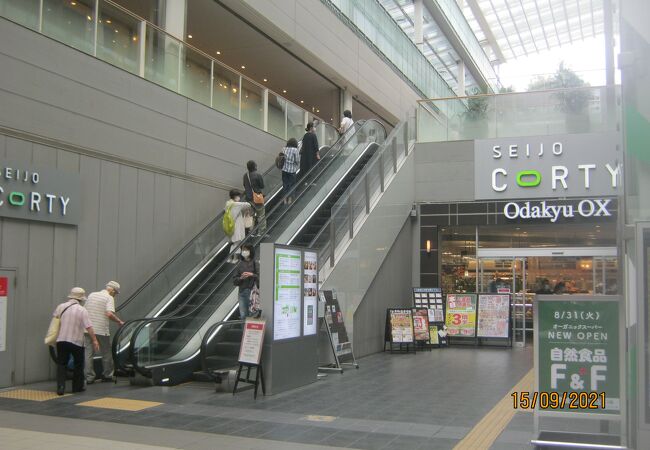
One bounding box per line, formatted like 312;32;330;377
161;0;187;92
163;0;187;40
341;88;353;118
414;0;424;52
457;59;466;96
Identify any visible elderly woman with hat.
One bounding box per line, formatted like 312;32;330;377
52;287;99;395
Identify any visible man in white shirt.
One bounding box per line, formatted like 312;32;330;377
84;280;124;383
339;110;354;135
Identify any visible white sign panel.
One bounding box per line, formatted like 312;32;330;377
0;277;7;352
303;251;318;336
273;247;302;341
477;294;510;338
238;319;266;365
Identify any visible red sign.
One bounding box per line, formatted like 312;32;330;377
238;319;266;365
0;277;7;297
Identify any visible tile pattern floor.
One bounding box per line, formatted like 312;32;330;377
0;347;534;450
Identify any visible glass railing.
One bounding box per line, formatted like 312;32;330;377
417;86;620;142
323;0;455;100
115;123;339;323
0;0;325;140
434;0;500;92
118;121;387;373
310;119;413;268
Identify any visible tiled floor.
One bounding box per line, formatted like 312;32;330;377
0;347;534;450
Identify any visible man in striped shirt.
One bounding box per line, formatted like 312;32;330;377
53;287;99;395
84;281;124;384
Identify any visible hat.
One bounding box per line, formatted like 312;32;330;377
68;287;87;301
106;281;121;294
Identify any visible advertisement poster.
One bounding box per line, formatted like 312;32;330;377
477;294;510;338
273;247;302;341
0;277;6;352
238;319;266;364
303;251;318;336
412;309;430;341
445;294;477;337
321;291;352;356
389;309;414;343
429;325;439;345
537;299;620;413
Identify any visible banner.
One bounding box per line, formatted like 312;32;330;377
477;294;510;338
537;298;620;413
445;294;477;337
238;319;266;365
389;309;414;343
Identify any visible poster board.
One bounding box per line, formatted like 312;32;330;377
477;294;511;339
0;277;7;352
388;309;414;343
445;294;477;337
321;290;352;357
302;251;318;336
412;287;445;322
238;319;266;365
412;309;430;342
273;247;302;341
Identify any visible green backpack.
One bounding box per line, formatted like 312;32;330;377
223;203;235;236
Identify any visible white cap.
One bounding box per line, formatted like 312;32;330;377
106;281;120;294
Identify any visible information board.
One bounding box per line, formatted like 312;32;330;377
303;251;318;336
389;309;414;343
445;294;477;337
321;290;352;356
0;277;6;352
477;294;510;338
413;287;445;322
273;247;302;341
412;309;430;342
238;319;266;365
536;298;621;413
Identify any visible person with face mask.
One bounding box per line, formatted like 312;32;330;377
233;244;259;318
225;189;252;263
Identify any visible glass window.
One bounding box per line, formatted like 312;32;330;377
0;0;40;30
43;0;95;55
97;1;140;75
478;223;617;248
440;226;477;293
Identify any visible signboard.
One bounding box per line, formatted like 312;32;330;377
413;287;445;322
445;294;477;337
321;290;352;357
0;162;80;225
303;251;318;336
273;247;302;341
429;325;439;345
0;277;6;352
388;309;414;343
412;309;430;342
477;294;510;338
474;133;621;200
536;297;621;413
238;318;266;365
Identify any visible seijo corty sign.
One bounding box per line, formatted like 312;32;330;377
0;163;80;225
474;133;621;201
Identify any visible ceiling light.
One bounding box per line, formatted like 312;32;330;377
87;15;92;21
300;100;304;104
263;78;267;82
105;19;111;24
241;65;245;69
316;109;320;113
114;29;118;33
282;90;287;93
216;51;221;55
132;36;137;41
188;34;193;39
232;88;237;93
71;1;77;5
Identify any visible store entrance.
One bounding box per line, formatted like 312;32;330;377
476;248;618;342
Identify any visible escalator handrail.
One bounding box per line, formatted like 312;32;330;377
116;122;339;314
120;120;387;375
199;319;245;374
307;121;407;249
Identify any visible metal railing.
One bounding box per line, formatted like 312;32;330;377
0;0;326;140
417;85;620;142
310;116;415;268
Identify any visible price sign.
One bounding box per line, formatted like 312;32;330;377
445;294;477;337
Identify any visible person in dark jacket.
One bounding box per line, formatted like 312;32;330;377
233;244;259;318
243;161;266;235
299;122;319;179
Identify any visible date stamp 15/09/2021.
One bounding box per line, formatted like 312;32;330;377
511;391;606;410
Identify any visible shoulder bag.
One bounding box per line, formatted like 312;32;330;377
247;172;264;206
44;303;74;346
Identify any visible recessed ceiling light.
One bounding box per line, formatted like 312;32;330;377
71;1;77;5
241;65;245;69
86;15;92;21
282;89;287;93
263;78;267;82
216;51;221;55
105;19;111;24
132;36;137;41
300;100;304;104
316;109;320;113
232;88;237;93
187;34;193;39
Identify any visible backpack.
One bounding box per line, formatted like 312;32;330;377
275;152;286;170
222;203;235;236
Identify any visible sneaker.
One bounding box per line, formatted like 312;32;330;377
101;377;114;383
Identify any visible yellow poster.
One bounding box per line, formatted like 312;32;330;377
445;294;477;337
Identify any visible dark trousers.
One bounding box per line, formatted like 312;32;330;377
56;341;84;392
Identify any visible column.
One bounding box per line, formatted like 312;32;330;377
414;0;424;52
457;59;466;96
341;88;353;117
162;0;187;93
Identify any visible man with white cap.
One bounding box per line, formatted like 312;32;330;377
84;281;124;384
53;287;99;395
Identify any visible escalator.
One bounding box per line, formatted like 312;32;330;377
112;120;387;384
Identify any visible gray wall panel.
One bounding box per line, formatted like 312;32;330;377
97;161;120;284
153;174;172;265
135;170;155;283
414;141;474;202
75;156;101;291
115;165;138;306
5;136;32;162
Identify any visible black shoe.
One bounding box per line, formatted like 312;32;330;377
57;387;65;396
101;377;114;383
72;388;86;393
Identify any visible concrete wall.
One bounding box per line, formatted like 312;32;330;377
221;0;421;125
0;17;284;384
414;140;474;203
353;220;414;357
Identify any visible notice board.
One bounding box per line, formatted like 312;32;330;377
477;294;511;339
238;319;266;365
321;290;352;357
387;309;414;343
412;309;430;342
445;294;477;337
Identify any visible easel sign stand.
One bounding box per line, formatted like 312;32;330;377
384;308;416;354
318;290;358;373
532;295;627;449
233;318;266;399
